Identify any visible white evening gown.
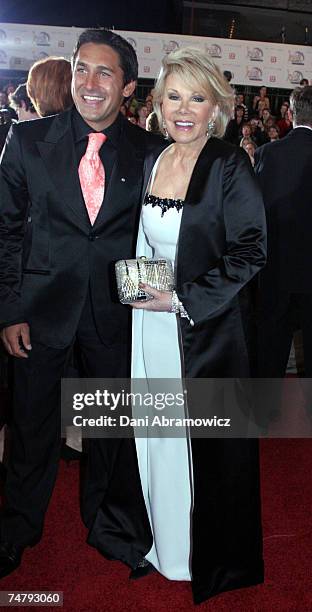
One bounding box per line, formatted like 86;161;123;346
131;153;193;581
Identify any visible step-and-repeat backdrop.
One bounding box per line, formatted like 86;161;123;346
0;22;311;89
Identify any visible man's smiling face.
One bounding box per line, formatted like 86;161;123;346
72;42;135;131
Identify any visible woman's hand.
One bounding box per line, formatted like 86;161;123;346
130;283;172;312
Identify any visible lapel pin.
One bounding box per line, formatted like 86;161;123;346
121;177;126;182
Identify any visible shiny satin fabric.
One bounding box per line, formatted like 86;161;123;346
175;139;266;602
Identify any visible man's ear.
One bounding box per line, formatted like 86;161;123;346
287;108;293;122
123;80;136;98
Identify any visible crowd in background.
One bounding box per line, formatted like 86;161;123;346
1;73;310;161
223;85;296;166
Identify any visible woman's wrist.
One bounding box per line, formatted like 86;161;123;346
170;290;191;321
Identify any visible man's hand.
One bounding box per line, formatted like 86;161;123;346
0;323;32;358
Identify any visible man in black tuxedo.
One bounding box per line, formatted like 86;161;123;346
255;86;312;377
0;28;161;576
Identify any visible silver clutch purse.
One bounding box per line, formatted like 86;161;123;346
115;256;175;304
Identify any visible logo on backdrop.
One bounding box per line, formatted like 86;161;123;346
33;31;50;46
163;40;179;54
0;30;7;42
246;66;263;81
288;50;305;65
205;43;222;58
287;70;304;84
247;47;263;61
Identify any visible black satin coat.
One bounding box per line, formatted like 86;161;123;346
89;138;267;604
142;137;267;378
149;138;266;602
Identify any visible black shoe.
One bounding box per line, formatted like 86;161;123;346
129;559;156;580
0;541;24;578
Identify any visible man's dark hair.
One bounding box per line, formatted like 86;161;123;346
72;28;138;85
9;83;36;113
290;85;312;126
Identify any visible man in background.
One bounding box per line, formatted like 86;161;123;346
255;86;312;378
9;83;40;121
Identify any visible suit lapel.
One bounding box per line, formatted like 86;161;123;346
142;149;161;200
36;110;90;231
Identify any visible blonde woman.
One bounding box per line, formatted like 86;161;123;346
92;47;266;604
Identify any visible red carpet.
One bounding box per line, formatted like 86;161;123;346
1;439;311;612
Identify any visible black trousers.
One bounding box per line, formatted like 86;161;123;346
257;291;312;376
1;293;130;547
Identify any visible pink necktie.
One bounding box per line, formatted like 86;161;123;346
78;132;107;225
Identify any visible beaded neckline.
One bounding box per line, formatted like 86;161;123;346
144;193;184;217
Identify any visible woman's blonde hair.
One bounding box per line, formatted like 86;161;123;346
153;46;235;138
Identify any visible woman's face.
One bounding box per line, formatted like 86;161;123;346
266;117;274;128
260;87;267;98
280;103;288;116
268;126;278;140
242;124;251;137
244;142;256;161
138;105;148;119
161;73;217;147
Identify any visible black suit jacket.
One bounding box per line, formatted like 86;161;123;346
255;126;312;293
0;109;163;348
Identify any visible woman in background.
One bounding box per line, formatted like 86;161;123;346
27;56;73;117
135;103;148;129
252;85;270;113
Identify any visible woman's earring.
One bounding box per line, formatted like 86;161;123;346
206;117;216;138
162;120;169;139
